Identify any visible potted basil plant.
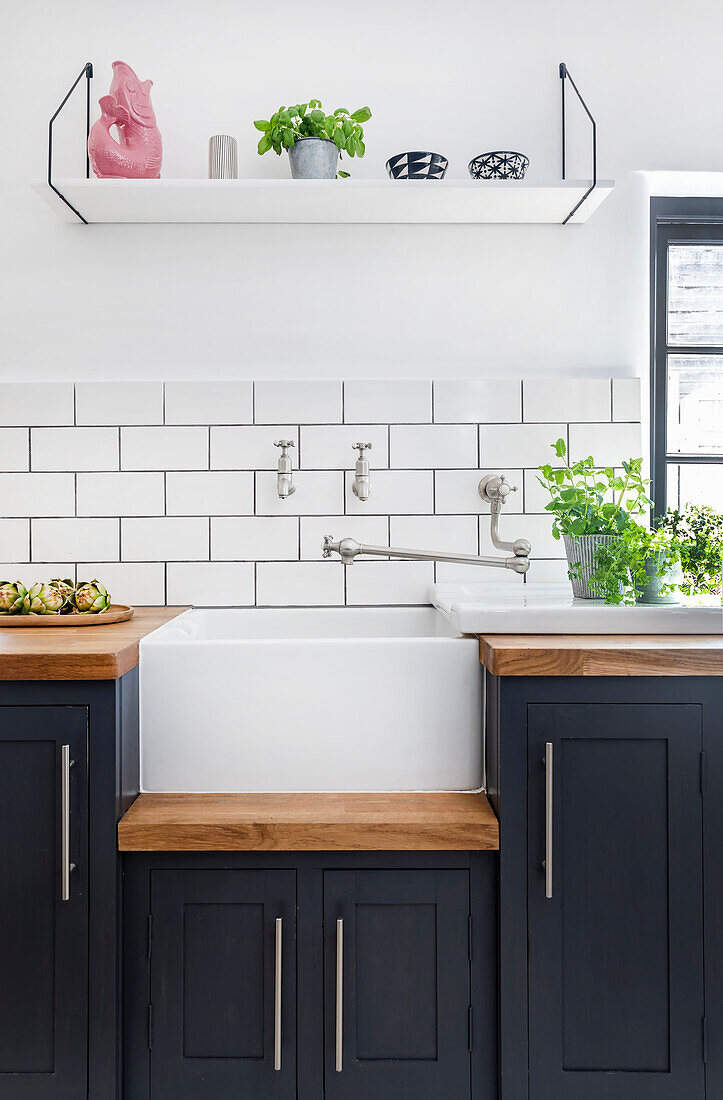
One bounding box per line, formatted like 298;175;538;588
254;101;371;179
538;439;652;598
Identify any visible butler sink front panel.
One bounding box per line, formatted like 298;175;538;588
139;608;482;792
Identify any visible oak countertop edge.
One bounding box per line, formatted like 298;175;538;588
478;632;723;676
118;792;500;852
0;607;187;680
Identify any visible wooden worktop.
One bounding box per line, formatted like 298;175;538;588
0;606;185;680
118;792;499;852
479;633;723;677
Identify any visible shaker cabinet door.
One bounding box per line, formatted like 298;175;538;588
527;703;705;1100
149;868;296;1100
0;706;88;1100
324;869;471;1100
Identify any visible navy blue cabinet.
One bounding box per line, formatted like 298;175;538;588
149;869;296;1100
124;852;497;1100
489;676;718;1100
324;869;471;1100
0;707;88;1100
0;675;140;1100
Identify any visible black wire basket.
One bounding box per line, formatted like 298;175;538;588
468;151;529;180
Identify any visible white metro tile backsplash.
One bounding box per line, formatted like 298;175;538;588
433;380;521;424
300;516;389;560
300;425;389;469
522;379;612;423
0;383;74;426
389;424;478;469
256;561;344;606
212;517;300;561
0;378;641;606
255;381;342;424
31;428;119;472
164;381;253;425
76;382;164;425
165;472;254;516
0;429;29;472
211;426;299;470
121;427;209;471
434;469;524;515
32;518;119;563
77;472;165;517
0;519;29;563
343;380;431;423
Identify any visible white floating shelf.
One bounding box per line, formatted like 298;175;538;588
34;177;614;225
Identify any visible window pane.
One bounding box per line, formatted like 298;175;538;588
668;245;723;345
666;462;723;512
666;356;723;454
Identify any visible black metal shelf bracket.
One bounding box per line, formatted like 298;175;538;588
48;61;93;225
559;61;597;225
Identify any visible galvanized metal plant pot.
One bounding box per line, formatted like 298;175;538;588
637;552;683;605
563;534;622;599
287;137;339;179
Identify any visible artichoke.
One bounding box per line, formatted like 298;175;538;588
74;579;111;614
49;577;76;612
22;581;66;615
0;581;27;614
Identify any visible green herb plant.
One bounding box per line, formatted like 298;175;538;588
586;523;681;606
537;438;652;540
660;503;723;595
254;101;372;177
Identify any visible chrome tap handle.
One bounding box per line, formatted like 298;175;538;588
322;535;338;558
351;443;372;501
478;472;517;505
274;441;296;498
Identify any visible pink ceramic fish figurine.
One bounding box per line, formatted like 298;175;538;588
88;61;162;179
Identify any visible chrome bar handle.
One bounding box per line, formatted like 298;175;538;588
274;917;282;1071
335;918;344;1072
60;745;75;902
545;742;554;899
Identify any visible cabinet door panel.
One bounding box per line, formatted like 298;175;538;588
0;707;88;1100
528;703;704;1100
150;869;295;1100
324;869;470;1100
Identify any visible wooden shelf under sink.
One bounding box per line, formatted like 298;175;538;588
118;791;499;851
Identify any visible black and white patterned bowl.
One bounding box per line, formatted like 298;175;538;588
468;151;529;180
386;151;449;180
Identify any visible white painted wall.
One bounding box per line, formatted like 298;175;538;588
3;0;722;381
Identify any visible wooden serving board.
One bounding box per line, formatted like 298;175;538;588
0;604;134;627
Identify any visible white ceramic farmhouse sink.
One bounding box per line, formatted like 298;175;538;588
140;608;482;793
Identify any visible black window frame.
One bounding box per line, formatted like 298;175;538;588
651;197;723;518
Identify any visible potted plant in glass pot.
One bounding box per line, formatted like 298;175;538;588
538;439;652;598
254;101;371;179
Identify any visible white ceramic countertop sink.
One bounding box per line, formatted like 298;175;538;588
140;608;482;793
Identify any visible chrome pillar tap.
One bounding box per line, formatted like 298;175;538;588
351;442;372;501
274;440;296;498
478;473;531;559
